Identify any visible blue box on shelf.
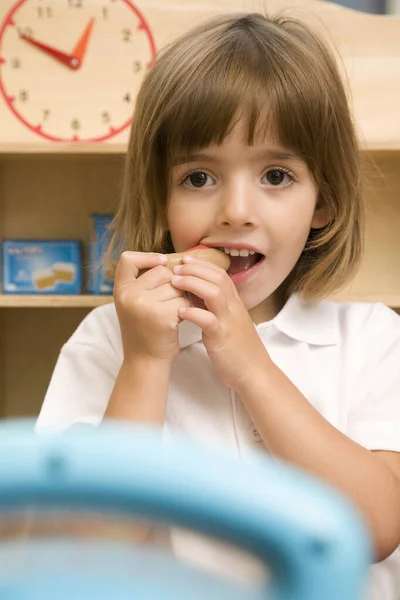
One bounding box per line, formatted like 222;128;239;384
2;240;82;295
87;214;114;295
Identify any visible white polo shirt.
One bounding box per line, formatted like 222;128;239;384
37;294;400;599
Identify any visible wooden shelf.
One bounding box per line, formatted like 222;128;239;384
0;294;398;309
331;294;400;309
0;143;127;156
0;295;113;308
0;142;399;157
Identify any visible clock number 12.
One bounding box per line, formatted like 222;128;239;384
37;7;53;18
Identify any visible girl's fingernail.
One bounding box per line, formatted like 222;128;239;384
158;254;168;263
172;275;182;284
173;265;183;274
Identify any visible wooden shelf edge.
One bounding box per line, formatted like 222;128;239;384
329;294;400;308
362;142;400;153
0;294;398;309
0;142;399;156
0;295;114;308
0;143;127;155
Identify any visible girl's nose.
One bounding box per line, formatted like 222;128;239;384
216;182;256;229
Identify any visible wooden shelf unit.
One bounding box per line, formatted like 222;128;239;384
0;0;400;419
0;148;399;419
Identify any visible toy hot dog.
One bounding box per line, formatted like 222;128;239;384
164;244;230;271
138;244;230;277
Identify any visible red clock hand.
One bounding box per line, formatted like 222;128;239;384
71;18;95;65
19;32;77;70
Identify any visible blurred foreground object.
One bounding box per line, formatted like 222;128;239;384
0;420;371;600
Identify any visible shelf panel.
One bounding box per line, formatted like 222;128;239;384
0;295;113;308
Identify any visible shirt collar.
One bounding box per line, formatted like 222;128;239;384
264;293;340;346
178;293;340;349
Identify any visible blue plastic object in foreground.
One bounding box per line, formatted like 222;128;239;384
0;420;372;599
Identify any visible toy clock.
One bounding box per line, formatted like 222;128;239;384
0;0;156;142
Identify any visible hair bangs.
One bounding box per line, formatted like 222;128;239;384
157;25;324;170
159;30;280;165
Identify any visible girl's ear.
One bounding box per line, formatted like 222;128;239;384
311;206;330;229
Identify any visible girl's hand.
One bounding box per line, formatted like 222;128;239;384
171;257;270;391
114;252;191;364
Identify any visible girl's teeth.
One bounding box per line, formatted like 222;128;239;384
222;248;255;257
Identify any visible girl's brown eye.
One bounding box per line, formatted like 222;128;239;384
188;171;208;187
266;170;285;185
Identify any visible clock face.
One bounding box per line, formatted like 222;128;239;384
0;0;156;142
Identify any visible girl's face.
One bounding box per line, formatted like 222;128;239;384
168;120;328;322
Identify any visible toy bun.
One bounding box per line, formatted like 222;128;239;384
166;245;230;271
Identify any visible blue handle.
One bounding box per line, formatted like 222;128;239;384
0;420;371;600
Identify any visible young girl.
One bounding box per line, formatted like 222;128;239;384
37;12;400;598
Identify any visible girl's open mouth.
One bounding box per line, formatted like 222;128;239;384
226;252;265;285
227;252;263;276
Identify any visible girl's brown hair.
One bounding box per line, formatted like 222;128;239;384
109;12;364;301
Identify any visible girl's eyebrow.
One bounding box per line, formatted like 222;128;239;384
251;149;304;163
172;148;304;166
